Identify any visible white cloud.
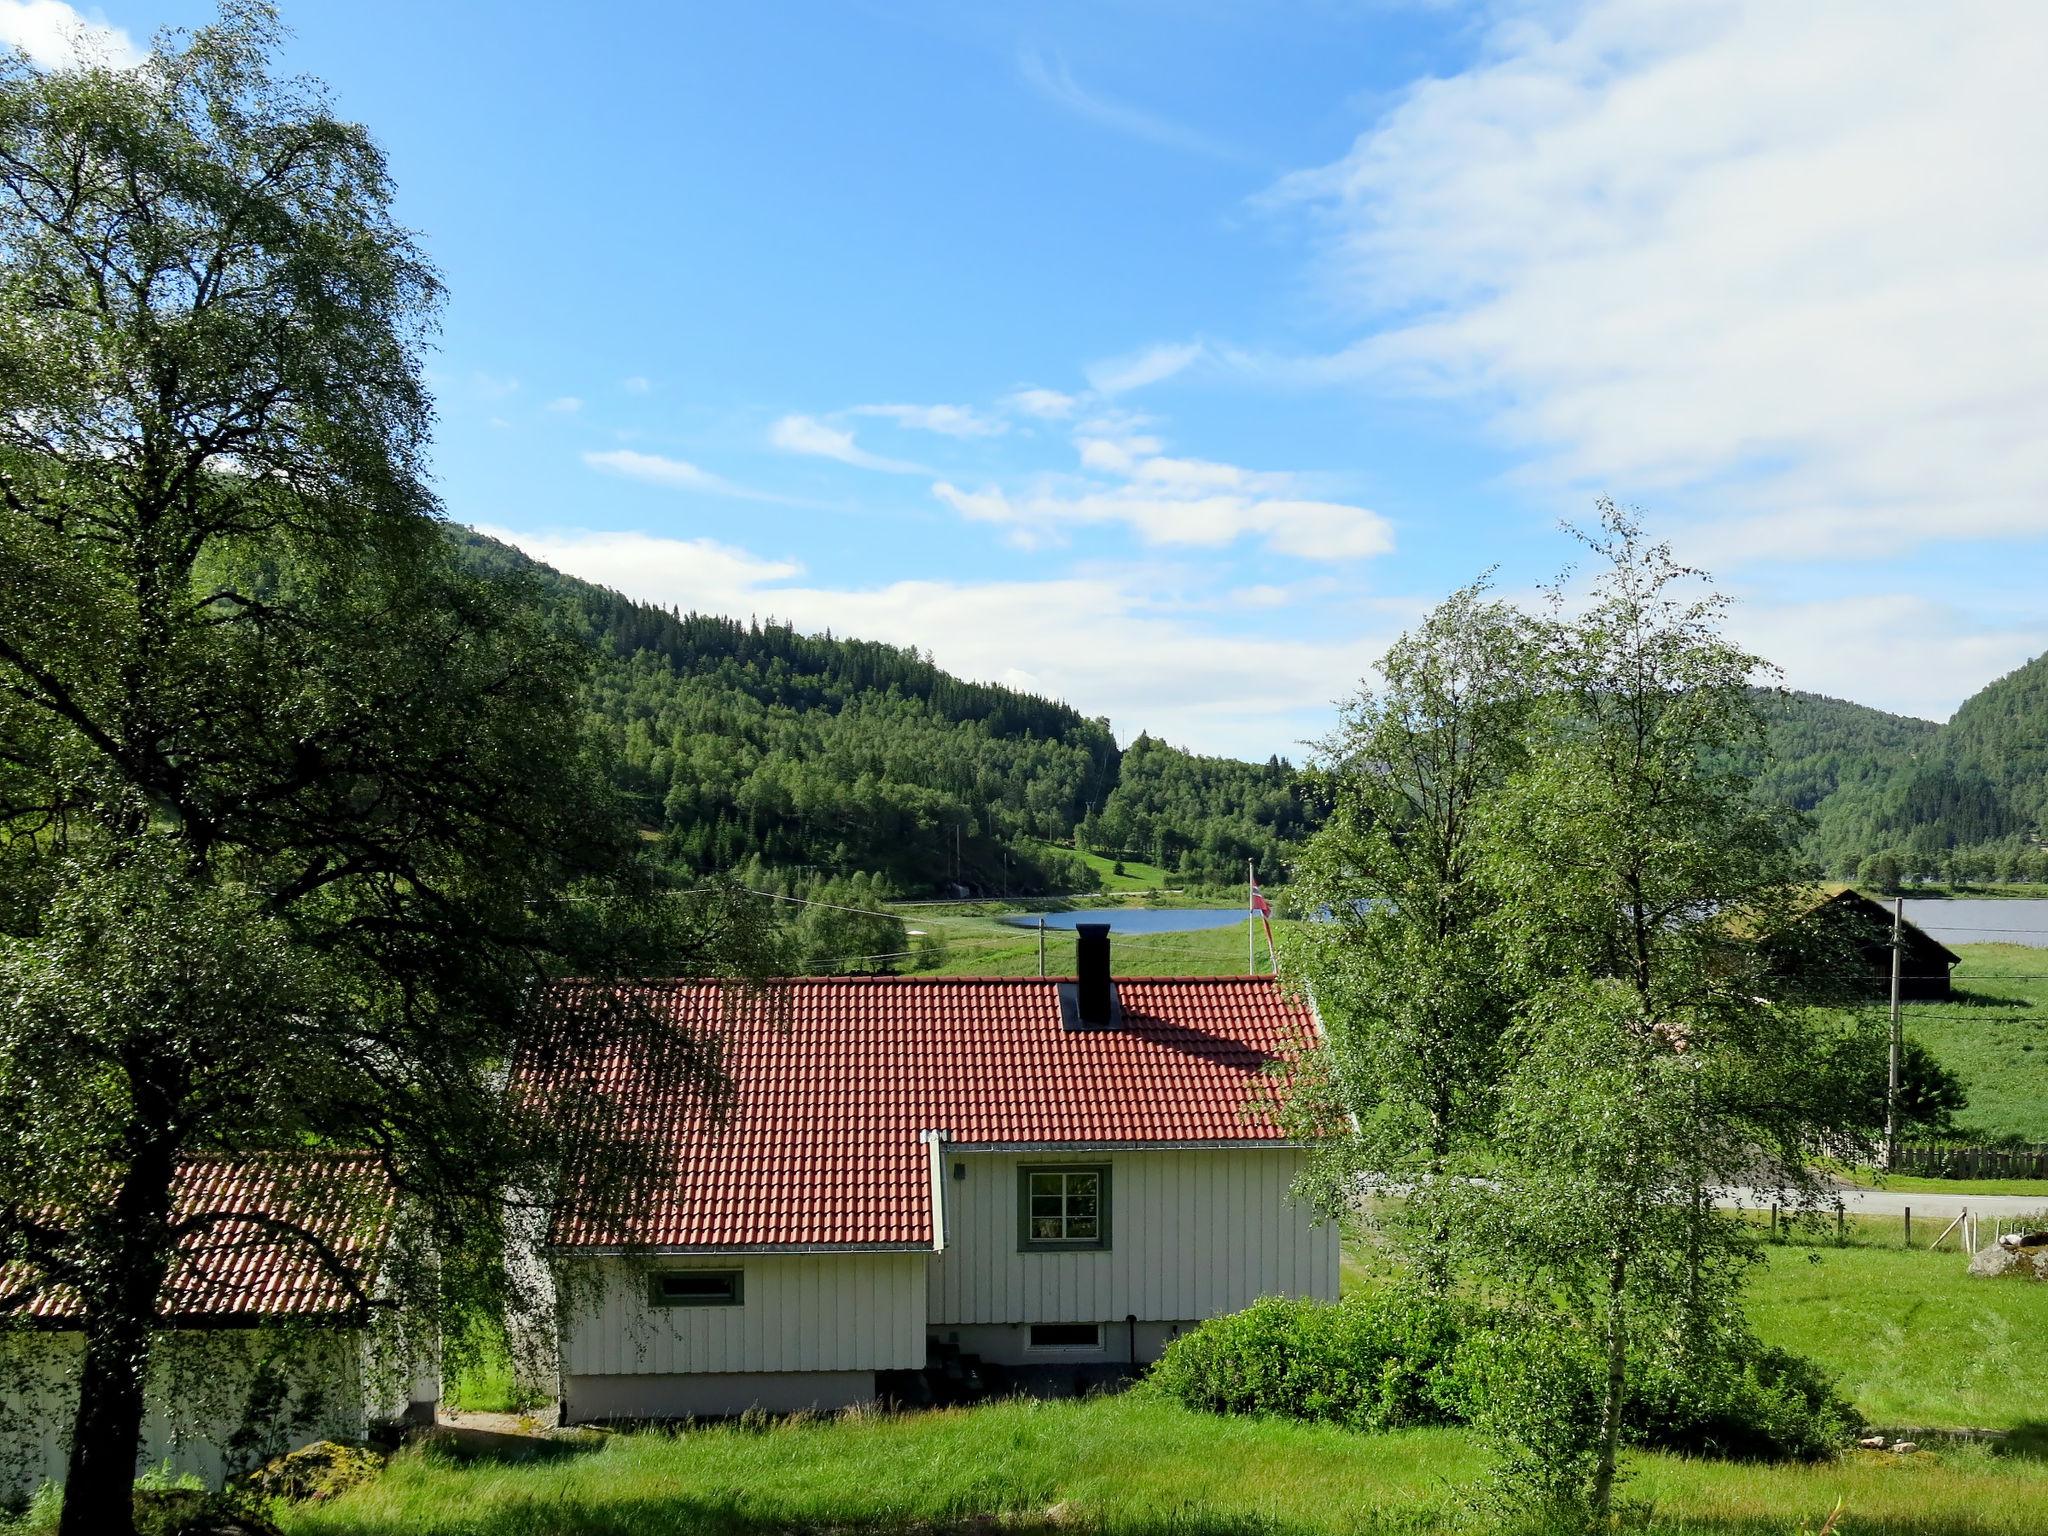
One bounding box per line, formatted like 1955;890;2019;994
473;523;1393;758
471;371;520;401
0;0;139;69
933;434;1392;560
620;376;653;395
1006;387;1081;420
850;402;1006;438
1086;341;1204;396
1729;594;2046;723
1019;48;1246;164
768;413;928;474
1277;0;2048;558
581;448;795;505
545;396;583;414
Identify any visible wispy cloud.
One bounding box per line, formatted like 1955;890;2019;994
932;431;1392;561
768;413;929;474
1086;341;1205;396
0;0;139;69
1006;387;1081;421
471;371;521;401
545;396;583;415
620;375;653;395
850;402;1006;438
1019;48;1247;164
581;448;793;504
1273;0;2048;561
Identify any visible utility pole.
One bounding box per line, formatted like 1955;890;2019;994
1247;859;1255;977
1037;917;1046;978
1885;896;1903;1170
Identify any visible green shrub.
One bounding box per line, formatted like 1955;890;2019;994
1145;1292;1470;1432
1151;1295;1859;1467
1626;1341;1862;1462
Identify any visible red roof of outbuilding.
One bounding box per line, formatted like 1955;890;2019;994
8;1156;391;1325
536;976;1314;1251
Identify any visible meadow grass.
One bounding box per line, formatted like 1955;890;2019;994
1904;945;2048;1144
905;907;1283;979
1746;1239;2048;1430
277;1393;2048;1536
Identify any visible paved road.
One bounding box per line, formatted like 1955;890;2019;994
1719;1187;2048;1220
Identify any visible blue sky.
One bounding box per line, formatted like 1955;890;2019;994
21;0;2048;758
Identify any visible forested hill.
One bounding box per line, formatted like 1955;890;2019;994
1789;653;2048;879
460;530;2045;888
456;530;1308;895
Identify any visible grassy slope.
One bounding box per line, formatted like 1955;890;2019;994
1747;1240;2048;1430
908;908;1283;979
284;1395;2048;1536
1909;945;2048;1143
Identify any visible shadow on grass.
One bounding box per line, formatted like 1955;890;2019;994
414;1425;608;1465
1944;987;2036;1009
1993;1420;2048;1462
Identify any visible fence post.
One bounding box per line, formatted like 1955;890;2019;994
1903;1206;1911;1248
1836;1208;1845;1246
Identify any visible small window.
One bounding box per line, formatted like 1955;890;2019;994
1018;1165;1110;1251
1028;1323;1103;1351
649;1269;743;1308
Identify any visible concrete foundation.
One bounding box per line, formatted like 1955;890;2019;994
560;1370;879;1423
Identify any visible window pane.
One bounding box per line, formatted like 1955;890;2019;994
1067;1217;1098;1239
1031;1195;1065;1220
1030;1174;1063;1199
1032;1216;1063;1240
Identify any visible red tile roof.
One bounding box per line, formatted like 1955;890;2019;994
534;976;1315;1250
9;1156;391;1325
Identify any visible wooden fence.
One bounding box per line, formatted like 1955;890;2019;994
1893;1140;2048;1180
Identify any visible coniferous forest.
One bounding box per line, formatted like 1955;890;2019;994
467;530;2048;895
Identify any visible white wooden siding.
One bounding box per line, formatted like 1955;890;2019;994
560;1253;926;1376
928;1148;1336;1326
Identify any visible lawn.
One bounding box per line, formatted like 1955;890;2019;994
1746;1239;2048;1430
1906;945;2048;1144
903;905;1285;979
391;1226;2048;1536
1063;845;1177;894
281;1394;2048;1536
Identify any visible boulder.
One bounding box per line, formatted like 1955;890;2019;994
1970;1243;2048;1280
243;1440;386;1504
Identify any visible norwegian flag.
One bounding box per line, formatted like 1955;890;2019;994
1249;877;1272;918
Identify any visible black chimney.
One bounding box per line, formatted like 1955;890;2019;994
1075;922;1113;1027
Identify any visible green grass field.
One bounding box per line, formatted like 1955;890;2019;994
281;1395;2048;1536
1063;845;1176;893
1905;945;2048;1144
903;905;1283;978
387;1219;2048;1536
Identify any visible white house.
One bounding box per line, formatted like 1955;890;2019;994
539;925;1340;1422
0;1156;437;1501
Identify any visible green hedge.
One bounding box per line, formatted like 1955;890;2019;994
1147;1294;1860;1463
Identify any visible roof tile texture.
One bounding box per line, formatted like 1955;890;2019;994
13;1156;389;1325
539;975;1312;1250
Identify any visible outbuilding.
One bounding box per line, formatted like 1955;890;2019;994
0;1156;437;1502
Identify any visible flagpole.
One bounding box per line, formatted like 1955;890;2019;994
1248;859;1255;976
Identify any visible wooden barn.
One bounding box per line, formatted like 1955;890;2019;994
1805;889;1961;1001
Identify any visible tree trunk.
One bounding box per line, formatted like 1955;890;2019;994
1589;1246;1629;1521
57;1145;177;1536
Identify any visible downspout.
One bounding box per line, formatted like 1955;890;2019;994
919;1130;952;1252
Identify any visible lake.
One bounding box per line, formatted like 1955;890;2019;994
1901;898;2048;948
1000;909;1249;935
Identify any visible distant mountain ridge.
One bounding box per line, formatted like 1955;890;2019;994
462;529;2044;886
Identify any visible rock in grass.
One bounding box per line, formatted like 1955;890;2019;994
243;1440;386;1504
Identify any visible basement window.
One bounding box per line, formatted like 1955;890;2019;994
1028;1323;1103;1352
1018;1165;1110;1251
648;1269;743;1308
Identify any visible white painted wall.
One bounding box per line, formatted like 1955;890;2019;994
928;1148;1337;1327
0;1330;376;1503
558;1253;927;1378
